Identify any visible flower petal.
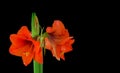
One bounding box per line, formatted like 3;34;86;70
22;51;33;66
45;38;52;50
9;45;25;56
17;26;31;38
34;49;43;64
61;54;65;60
52;20;65;33
10;34;29;47
21;44;34;66
46;27;54;33
61;39;75;53
45;37;60;60
32;40;43;64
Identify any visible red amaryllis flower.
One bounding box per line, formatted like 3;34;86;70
45;20;75;60
9;26;43;66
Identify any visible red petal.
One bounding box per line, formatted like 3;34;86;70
52;20;65;32
21;44;34;66
9;44;26;56
17;26;31;38
32;40;43;64
34;48;43;64
22;51;33;66
59;37;72;45
10;34;29;47
45;38;52;50
46;20;66;35
61;54;65;60
46;27;53;33
55;46;62;60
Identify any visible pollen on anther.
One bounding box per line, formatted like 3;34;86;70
24;52;30;56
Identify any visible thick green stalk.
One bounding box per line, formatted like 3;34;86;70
33;60;43;73
31;12;43;73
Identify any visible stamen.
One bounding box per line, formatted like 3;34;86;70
24;52;30;56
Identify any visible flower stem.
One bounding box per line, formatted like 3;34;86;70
31;12;43;73
33;60;43;73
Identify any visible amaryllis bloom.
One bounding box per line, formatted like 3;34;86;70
45;20;75;60
9;26;43;66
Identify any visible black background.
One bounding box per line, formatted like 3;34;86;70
0;0;106;73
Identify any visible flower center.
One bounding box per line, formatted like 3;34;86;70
24;52;30;56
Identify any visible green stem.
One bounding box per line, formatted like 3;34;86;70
33;60;43;73
31;12;43;73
